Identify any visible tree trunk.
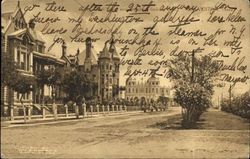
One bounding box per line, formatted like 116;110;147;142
20;94;27;123
52;85;57;120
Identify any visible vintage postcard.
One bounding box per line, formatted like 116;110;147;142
1;0;249;158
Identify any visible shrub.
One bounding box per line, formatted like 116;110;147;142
221;92;250;119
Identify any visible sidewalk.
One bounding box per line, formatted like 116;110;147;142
197;108;250;130
1;111;144;128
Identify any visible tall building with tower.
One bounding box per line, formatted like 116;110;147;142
65;36;120;102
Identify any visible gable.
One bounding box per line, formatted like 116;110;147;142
8;29;36;44
4;5;28;35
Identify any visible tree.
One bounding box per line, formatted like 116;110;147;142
1;53;18;87
61;68;98;105
168;53;220;128
11;74;36;123
37;66;63;119
37;66;63;101
1;53;19;116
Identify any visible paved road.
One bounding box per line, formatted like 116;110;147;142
1;108;249;158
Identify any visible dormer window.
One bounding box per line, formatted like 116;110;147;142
22;35;28;46
38;45;43;53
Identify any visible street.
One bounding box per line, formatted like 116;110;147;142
1;108;249;158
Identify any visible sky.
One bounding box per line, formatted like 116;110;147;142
2;0;250;104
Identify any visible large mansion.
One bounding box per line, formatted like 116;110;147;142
1;2;120;117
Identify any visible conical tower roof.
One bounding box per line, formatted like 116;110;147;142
109;35;120;60
99;41;110;59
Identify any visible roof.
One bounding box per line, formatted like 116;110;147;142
109;37;120;59
29;29;45;43
99;41;111;59
2;2;26;33
8;28;27;36
33;51;65;64
77;48;98;65
110;44;120;59
147;76;160;82
8;28;37;43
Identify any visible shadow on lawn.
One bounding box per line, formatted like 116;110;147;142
147;114;207;130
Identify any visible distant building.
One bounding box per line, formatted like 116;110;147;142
125;75;172;103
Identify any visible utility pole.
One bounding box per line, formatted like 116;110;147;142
191;50;195;83
229;84;232;108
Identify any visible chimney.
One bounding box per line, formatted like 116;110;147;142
28;19;35;29
77;48;80;55
85;37;92;59
62;41;67;57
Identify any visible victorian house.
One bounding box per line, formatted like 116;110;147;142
1;2;65;117
1;2;121;117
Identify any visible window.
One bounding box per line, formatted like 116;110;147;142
152;82;154;85
17;92;29;100
20;52;25;70
27;54;30;71
38;45;43;53
17;50;20;66
106;65;109;70
110;65;112;70
22;36;28;46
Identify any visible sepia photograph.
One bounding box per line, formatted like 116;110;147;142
1;0;250;158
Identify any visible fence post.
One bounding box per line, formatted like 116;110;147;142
53;103;58;120
102;105;105;114
112;105;114;113
74;103;79;119
83;103;87;117
42;105;46;119
116;105;119;112
90;105;93;116
10;105;14;121
96;104;99;115
28;105;31;120
119;105;123;112
107;105;110;114
124;105;127;112
65;104;68;117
